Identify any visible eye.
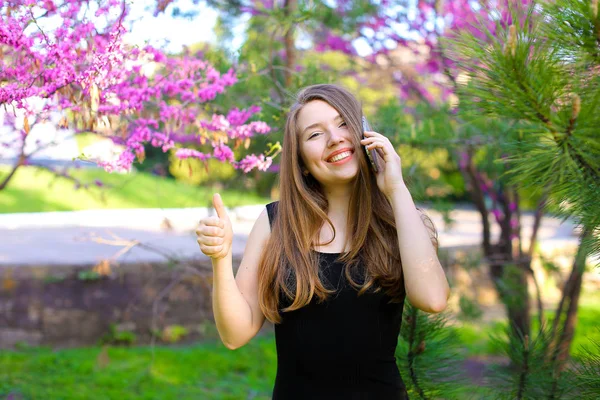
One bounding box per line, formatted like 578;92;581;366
308;122;345;139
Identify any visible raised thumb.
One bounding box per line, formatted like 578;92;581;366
212;193;228;220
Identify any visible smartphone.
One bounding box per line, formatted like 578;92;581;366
362;116;380;173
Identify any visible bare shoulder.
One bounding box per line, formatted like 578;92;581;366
240;208;271;254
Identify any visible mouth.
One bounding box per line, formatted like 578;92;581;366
326;150;354;164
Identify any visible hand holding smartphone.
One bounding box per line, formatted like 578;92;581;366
362;116;380;173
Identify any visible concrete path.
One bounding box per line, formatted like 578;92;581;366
0;203;585;266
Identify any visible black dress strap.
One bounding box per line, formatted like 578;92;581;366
265;201;279;229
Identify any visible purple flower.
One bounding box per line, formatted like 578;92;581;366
227;107;256;126
201;114;230;131
213;144;235;162
315;32;355;55
175;148;211;161
235;154;273;173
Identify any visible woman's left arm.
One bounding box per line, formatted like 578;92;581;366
388;184;450;313
361;130;450;313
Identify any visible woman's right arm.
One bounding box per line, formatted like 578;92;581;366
197;194;270;350
211;209;270;350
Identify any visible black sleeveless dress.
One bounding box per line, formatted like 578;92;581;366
265;201;409;400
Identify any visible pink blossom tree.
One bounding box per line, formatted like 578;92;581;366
0;0;275;191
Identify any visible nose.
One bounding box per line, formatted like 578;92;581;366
327;129;346;147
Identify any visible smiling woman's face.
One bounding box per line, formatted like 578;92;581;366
297;100;359;186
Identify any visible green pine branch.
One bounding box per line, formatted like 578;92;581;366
396;301;468;399
570;332;600;398
447;0;600;267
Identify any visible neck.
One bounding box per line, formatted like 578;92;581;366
322;184;351;220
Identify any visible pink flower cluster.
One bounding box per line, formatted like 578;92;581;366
235;153;273;173
200;106;271;141
175;148;211;161
2;0;274;175
315;32;355;55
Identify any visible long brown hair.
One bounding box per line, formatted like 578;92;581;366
257;83;438;324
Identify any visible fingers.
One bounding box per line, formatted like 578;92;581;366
197;194;232;259
363;130;384;138
199;216;224;228
361;135;401;165
197;235;224;246
195;224;224;237
361;137;389;155
198;242;224;256
362;131;391;148
196;220;227;258
196;217;225;243
361;131;388;143
212;193;228;220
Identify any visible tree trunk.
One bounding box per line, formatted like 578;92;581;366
490;257;531;340
283;0;297;88
546;227;591;399
461;156;531;340
0;153;26;191
549;227;591;372
527;190;550;333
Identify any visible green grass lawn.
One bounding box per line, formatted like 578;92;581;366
0;166;271;213
0;335;278;400
1;291;597;400
1;332;490;400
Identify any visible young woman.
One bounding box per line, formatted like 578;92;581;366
197;84;450;399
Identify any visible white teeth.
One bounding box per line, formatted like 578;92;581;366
328;151;352;163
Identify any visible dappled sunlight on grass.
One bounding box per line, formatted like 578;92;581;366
149;364;182;385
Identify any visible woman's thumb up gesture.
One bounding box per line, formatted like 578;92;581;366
196;193;233;260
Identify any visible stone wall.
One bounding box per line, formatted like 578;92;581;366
1;243;597;349
0;259;223;349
